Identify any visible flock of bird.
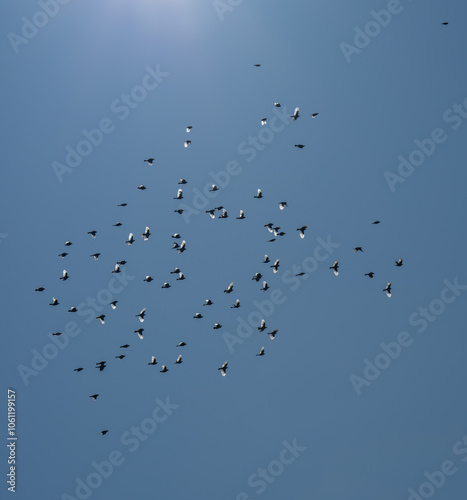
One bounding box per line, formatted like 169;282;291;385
34;84;405;436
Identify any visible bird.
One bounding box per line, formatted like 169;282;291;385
95;361;106;371
296;272;306;277
74;368;83;372
186;126;192;133
258;319;266;332
148;356;157;365
215;206;224;211
178;241;186;254
263;255;270;263
311;113;319;118
231;299;240;309
253;64;261;67
64;241;72;246
203;299;213;306
184;140;191;148
206;209;216;219
442;22;448;25
273;227;285;237
171;233;181;239
115;355;125;360
294;144;305;149
176;272;185;281
178;178;187;185
224;282;234;294
143;276;153;283
254;189;263;199
279;202;288;210
174;355;182;364
260;281;269;292
297;226;308;239
174;209;184;214
111;264;121;274
117;203;128;207
142;227;151;240
160;365;169;373
213;323;222;330
90;253;101;260
383;282;392;298
174;189;183;200
291;107;300;121
252;272;262;282
100;430;109;436
52;331;62;335
120;344;130;349
193;312;203;319
172;242;180;250
209;185;219;192
49;297;59;306
136;308;146;322
394;258;403;267
170;267;181;274
96;315;105;325
274;103;281;107
58;252;68;258
236;210;245;219
117;260;127;265
35;287;45;292
89;394;99;401
176;342;187;347
59;270;69;281
110;301;118;309
268;238;276;243
264;223;274;233
134;328;144;340
261;118;267;126
218;361;228;376
161;282;171;288
87;230;97;238
354;247;364;253
218;209;228;219
256;347;265;356
271;259;280;273
268;329;279;340
137;185;147;191
126;233;135;245
330;261;339;276
144;158;154;166
371;220;380;224
67;307;77;313
364;272;375;279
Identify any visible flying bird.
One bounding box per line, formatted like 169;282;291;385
274;103;281;107
110;300;118;309
184;140;191;148
193;312;203;319
264;223;274;233
171;233;181;239
218;361;228;376
174;209;184;214
58;252;68;258
256;347;265;356
176;342;187;347
35;287;45;292
354;247;364;253
224;282;234;294
330;261;339;276
144;158;154;166
134;328;144;340
67;307;77;313
383;282;392;298
261;118;267;126
253;64;261;67
137;185;147;191
231;299;240;309
95;361;106;371
118;203;127;207
294;144;305;149
186;126;192;133
236;210;245;219
254;189;263;199
49;297;59;306
174;189;183;200
52;331;63;335
161;282;171;288
218;209;228;219
178;241;186;254
59;270;69;281
170;267;181;274
87;230;97;238
311;113;319;118
209;185;219;192
117;260;126;265
120;344;130;348
263;255;270;263
279;202;288;210
136;308;146;322
115;355;125;360
89;394;99;401
213;323;222;330
64;241;72;246
176;272;185;281
260;281;269;292
178;179;187;185
364;272;375;279
252;273;262;282
148;356;157;365
100;430;109;436
206;209;216;219
203;299;213;306
126;233;135;245
96;315;105;325
258;319;266;332
268;329;279;340
297;226;308;239
271;259;280;273
90;253;101;260
111;264;121;274
74;368;83;372
372;220;380;224
291;107;300;121
143;276;153;283
174;355;182;364
160;365;169;373
142;227;151;240
394;258;403;267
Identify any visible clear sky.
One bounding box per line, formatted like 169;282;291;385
2;1;467;499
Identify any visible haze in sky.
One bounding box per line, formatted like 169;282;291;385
2;1;467;499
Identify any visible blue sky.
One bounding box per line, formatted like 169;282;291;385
2;1;467;499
